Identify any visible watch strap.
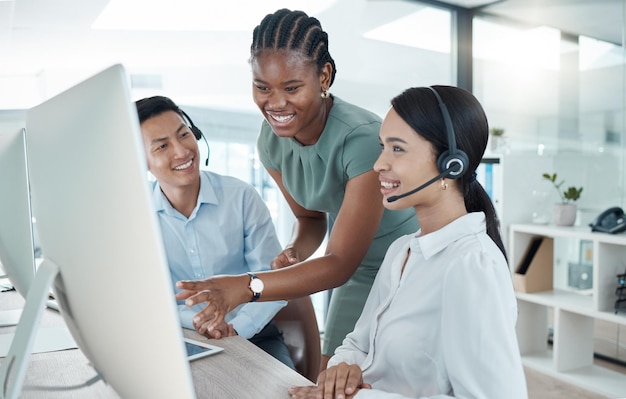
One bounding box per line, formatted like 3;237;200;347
247;272;261;302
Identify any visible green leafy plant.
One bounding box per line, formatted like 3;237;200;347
542;173;583;203
490;127;505;137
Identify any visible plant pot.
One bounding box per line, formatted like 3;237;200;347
553;203;577;226
490;135;504;152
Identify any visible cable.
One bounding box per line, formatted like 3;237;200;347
23;371;104;392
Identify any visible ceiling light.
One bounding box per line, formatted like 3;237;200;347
473;20;561;70
93;0;336;31
363;7;450;53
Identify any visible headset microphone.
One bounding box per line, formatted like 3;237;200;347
201;134;210;167
386;164;459;203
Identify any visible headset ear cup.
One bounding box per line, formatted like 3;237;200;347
437;150;469;179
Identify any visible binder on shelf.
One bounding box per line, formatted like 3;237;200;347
514;236;553;293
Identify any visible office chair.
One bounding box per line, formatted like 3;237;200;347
273;295;321;382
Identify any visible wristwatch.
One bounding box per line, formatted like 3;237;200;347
247;272;264;302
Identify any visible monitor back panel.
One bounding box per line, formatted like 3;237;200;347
25;64;196;399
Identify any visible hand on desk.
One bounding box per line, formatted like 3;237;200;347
288;362;370;399
176;274;248;336
202;320;237;339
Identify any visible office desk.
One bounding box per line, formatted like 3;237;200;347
0;290;313;398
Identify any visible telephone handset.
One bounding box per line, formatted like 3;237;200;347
589;207;626;234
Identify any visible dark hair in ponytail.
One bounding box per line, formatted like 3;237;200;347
391;85;507;262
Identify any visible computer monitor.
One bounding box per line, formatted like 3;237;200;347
0;129;58;312
2;64;197;398
0;129;35;310
0;129;74;358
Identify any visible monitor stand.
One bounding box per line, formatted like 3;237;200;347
0;260;76;399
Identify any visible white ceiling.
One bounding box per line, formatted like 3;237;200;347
0;0;623;113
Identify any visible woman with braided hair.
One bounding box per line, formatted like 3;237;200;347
176;8;418;371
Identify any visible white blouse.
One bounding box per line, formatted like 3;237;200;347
329;212;528;399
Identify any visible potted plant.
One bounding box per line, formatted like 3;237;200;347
542;172;583;226
489;127;505;151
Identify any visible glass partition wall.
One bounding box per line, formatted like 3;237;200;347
471;0;626;377
474;9;626;226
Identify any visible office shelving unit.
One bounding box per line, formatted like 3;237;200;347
509;223;626;398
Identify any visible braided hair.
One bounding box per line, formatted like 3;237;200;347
250;8;337;86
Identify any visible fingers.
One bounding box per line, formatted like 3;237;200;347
343;367;362;395
205;329;222;339
271;253;292;269
227;324;237;337
271;249;300;269
183;289;215;307
174;289;195;300
203;322;234;339
186;298;226;335
176;279;204;291
288;363;364;399
288;385;322;399
322;368;340;399
193;309;225;335
321;363;363;399
175;279;208;301
284;247;299;264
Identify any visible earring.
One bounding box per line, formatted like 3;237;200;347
440;178;448;191
321;90;330;99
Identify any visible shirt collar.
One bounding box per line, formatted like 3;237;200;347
151;171;219;218
413;212;486;259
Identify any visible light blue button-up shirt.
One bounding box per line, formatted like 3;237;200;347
152;170;286;339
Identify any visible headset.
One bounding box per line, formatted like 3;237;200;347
387;87;469;203
179;109;210;166
428;86;468;179
179;109;203;141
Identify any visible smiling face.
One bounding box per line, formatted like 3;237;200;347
140;110;200;195
374;107;441;210
251;49;332;145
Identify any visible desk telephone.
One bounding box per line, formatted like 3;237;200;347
589;207;626;234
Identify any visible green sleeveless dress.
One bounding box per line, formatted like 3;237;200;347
257;96;419;356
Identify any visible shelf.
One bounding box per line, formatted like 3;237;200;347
516;289;593;314
510;223;626;397
523;353;626;398
510;223;626;245
594;310;626;325
515;289;626;325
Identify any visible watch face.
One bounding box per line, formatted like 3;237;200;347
250;277;264;293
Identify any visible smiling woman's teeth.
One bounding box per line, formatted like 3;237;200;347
174;160;193;170
270;114;294;123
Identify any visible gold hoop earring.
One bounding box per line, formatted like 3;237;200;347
321;90;330;99
440;178;448;191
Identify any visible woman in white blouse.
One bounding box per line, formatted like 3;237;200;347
289;86;527;399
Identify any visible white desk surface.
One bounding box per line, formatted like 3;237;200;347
0;290;312;398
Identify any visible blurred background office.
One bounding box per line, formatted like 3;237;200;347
0;0;623;231
0;0;624;389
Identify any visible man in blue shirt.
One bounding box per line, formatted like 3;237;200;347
135;95;293;368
